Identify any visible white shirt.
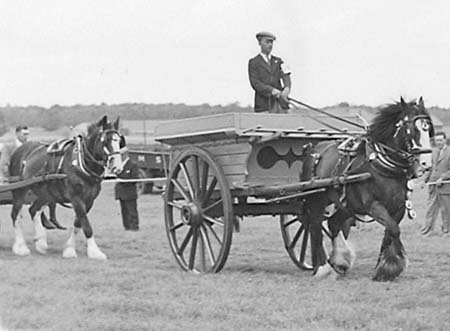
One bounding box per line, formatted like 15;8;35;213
259;53;271;64
259;53;291;74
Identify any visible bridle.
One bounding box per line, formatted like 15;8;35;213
75;129;122;180
368;112;433;176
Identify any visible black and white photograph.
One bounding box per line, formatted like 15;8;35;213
1;1;450;330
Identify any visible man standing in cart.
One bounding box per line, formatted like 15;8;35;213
248;31;292;113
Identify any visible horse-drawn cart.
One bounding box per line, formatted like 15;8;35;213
155;112;368;273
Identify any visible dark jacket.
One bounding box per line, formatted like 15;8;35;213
114;158;139;200
248;54;291;112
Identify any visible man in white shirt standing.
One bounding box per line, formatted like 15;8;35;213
0;125;29;182
248;31;292;113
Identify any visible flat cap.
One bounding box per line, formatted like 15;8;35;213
256;31;276;41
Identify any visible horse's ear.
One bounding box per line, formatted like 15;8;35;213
97;115;108;129
400;97;406;105
113;117;120;130
418;96;424;109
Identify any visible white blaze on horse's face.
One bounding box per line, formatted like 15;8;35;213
413;118;432;170
106;132;123;175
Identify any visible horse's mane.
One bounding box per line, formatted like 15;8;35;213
86;123;100;136
369;101;414;143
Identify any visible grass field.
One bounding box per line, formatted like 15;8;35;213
0;183;449;331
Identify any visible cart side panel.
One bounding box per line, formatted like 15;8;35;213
245;137;328;186
171;140;251;189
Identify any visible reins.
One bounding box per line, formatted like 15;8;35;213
288;97;431;174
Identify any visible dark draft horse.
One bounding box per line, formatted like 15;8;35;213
303;97;433;281
9;116;123;260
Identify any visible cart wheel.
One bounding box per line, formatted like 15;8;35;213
164;146;233;273
280;215;332;270
137;169;153;195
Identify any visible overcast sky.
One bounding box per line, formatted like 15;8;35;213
1;1;449;108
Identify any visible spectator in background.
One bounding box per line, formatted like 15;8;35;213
421;132;450;235
115;145;140;231
0;125;29;182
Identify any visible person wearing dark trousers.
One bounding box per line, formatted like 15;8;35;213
115;147;140;231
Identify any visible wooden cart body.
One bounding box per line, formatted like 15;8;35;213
155;113;368;273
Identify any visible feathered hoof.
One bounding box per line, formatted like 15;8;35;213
373;258;406;281
35;240;48;255
12;242;31;256
62;247;78;259
313;263;337;280
87;248;107;261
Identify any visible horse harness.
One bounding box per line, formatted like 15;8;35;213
311;135;418;222
20;129;121;183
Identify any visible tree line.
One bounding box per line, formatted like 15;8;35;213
0;102;448;136
0;102;253;134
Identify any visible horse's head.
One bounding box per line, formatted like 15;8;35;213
88;115;124;175
369;97;434;176
399;97;433;174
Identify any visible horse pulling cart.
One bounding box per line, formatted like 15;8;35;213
155;112;369;273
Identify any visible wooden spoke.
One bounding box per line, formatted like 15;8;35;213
202;177;217;206
171;179;191;202
289;224;304;250
299;225;309;263
200;161;209;201
177;227;193;255
200;225;216;265
167;201;184;210
283;216;299;228
192;155;200;200
179;162;195;201
199;230;206;272
202;199;223;213
204;221;223;245
188;228;199;270
169;222;185;232
203;215;224;227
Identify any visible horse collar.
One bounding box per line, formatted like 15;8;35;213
366;142;411;177
72;136;104;181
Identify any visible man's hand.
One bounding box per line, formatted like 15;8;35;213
436;178;443;187
271;88;281;98
280;87;290;102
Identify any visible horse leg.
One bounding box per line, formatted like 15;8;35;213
370;201;407;281
327;210;356;276
29;199;48;254
305;196;335;278
62;223;80;259
72;197;107;260
11;190;30;256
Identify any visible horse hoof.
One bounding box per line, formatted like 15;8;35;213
12;243;31;256
35;240;48;255
313;263;337;279
87;250;107;261
62;247;78;259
